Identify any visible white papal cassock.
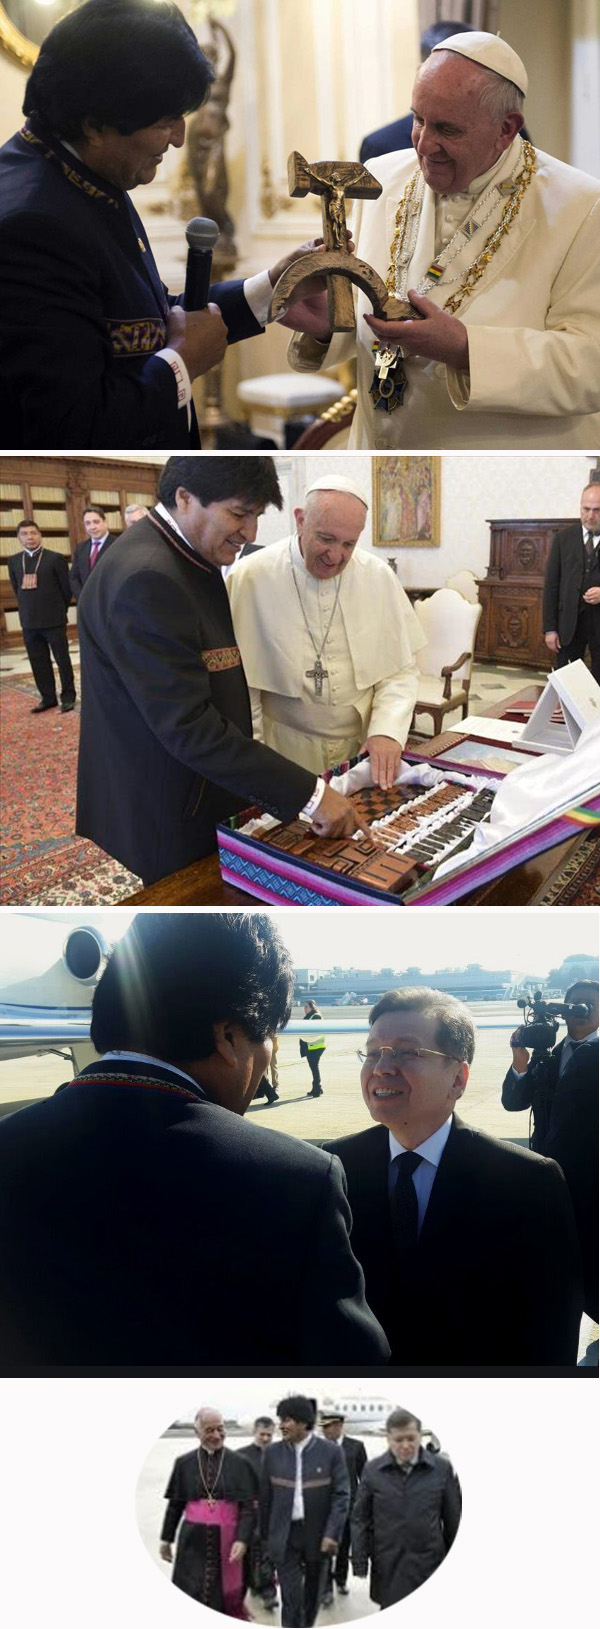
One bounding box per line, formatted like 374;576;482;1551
289;136;600;450
228;537;425;776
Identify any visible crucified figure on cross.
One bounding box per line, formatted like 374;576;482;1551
268;151;416;331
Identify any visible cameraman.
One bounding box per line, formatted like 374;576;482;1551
502;1006;563;1153
543;982;599;1326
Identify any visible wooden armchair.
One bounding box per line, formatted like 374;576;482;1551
411;588;482;737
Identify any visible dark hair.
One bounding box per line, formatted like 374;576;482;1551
254;1416;275;1429
565;979;599;1005
158;456;284;512
369;987;475;1065
276;1396;316;1429
83;505;106;520
421;19;477;58
386;1409;421;1433
16;519;41;535
90;912;293;1060
23;0;214;141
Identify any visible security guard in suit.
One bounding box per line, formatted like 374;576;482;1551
543;484;600;684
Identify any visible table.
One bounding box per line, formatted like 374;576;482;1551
119;684;597;907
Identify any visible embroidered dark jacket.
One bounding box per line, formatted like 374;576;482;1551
0;118;263;450
75;510;316;882
0;1057;390;1370
260;1438;350;1565
7;547;71;630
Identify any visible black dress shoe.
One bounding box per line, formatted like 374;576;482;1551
30;700;58;713
266;1091;279;1105
61;700;76;712
337;1585;350;1595
321;1592;334;1608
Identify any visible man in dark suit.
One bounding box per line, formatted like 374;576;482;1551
543;483;600;684
325;987;583;1368
502;978;599;1158
0;0;316;450
237;1417;278;1610
76;456;368;884
319;1412;367;1603
542;982;598;1324
8;518;76;713
261;1396;350;1629
0;913;390;1373
70;506;114;602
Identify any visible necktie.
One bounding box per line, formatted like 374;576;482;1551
390;1151;423;1255
89;541;100;569
584;532;599;563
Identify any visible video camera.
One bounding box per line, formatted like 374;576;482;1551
512;990;591;1054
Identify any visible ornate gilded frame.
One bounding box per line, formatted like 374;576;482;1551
0;4;38;69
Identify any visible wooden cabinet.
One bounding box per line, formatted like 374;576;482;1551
475;518;578;670
0;456;159;647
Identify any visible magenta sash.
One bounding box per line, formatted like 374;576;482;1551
184;1499;249;1617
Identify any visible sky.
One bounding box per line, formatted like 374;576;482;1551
21;906;599;978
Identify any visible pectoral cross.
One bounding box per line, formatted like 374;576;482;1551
306;657;328;696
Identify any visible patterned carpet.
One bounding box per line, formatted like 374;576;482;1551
1;675;140;904
537;832;600;907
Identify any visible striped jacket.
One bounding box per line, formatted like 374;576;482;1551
260;1437;350;1565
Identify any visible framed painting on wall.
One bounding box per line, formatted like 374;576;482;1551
373;456;441;548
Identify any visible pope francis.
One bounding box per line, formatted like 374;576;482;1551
284;32;600;451
227;475;425;788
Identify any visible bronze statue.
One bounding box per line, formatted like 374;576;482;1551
185;15;237;261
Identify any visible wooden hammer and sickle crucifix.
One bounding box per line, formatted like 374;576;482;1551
268;151;414;331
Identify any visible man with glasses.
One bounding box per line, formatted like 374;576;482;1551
324;988;582;1367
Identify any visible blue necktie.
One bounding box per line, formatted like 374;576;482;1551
390;1151;423;1254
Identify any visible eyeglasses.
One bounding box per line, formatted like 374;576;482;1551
356;1046;461;1068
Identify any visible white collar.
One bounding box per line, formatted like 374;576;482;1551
291;532;313;581
90;533;109;546
101;1050;205;1095
564;1028;599;1047
155;500;193;546
389;1116;452;1166
293;1433;313;1454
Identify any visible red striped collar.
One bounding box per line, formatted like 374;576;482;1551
67;1068;201;1103
148;509;214;575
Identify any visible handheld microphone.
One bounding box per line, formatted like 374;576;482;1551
183;216;219;311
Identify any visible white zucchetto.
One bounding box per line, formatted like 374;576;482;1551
304;475;369;508
431;31;528;97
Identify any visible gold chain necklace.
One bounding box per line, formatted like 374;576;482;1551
385;141;537;315
443;142;537;312
197;1447;225;1510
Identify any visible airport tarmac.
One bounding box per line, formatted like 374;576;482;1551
2;1005;595;1360
136;1431;386;1623
0;1002;531;1143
